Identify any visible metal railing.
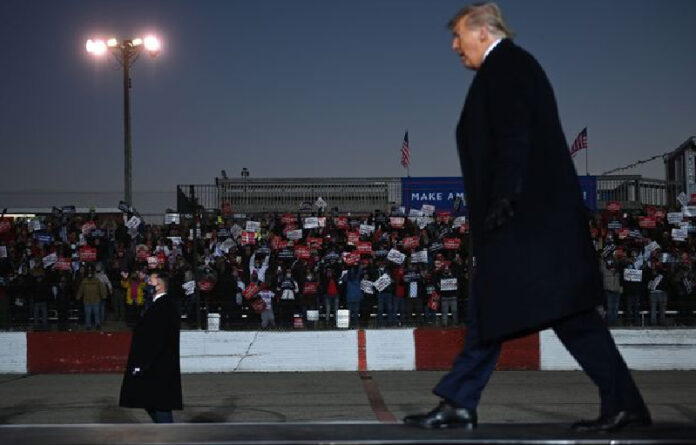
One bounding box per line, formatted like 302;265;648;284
596;175;677;210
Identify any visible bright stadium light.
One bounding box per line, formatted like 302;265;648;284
143;35;161;54
84;34;164;206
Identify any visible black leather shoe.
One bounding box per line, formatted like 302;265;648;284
403;401;477;430
571;410;652;432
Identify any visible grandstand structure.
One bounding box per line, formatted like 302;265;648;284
176;175;676;215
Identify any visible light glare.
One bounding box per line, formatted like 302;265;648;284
107;38;118;48
143;35;161;52
132;38;143;46
86;39;107;55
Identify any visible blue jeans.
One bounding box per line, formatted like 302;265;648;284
347;301;361;326
84;303;101;330
324;295;338;324
605;290;620;325
376;293;394;326
393;297;406;324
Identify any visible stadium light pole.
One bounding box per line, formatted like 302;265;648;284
86;35;162;207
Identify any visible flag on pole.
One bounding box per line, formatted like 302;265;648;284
569;127;588;158
401;131;410;168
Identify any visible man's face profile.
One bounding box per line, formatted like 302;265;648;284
451;16;488;70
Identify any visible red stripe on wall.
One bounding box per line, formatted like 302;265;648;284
27;332;131;373
357;329;367;372
413;327;539;370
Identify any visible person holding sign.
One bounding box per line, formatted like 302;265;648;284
620;258;647;327
342;264;364;327
436;266;458;327
405;3;649;432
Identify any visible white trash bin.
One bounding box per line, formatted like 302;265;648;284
336;309;350;328
207;313;220;331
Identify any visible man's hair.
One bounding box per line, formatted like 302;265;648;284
447;2;514;39
150;272;169;290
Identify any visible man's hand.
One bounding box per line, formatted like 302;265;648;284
484;198;515;234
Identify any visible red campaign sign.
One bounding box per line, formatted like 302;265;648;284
241;231;256;246
303;281;319;295
618;228;630;239
334;217;348;229
436;211;452;223
295;245;311;259
389;217;405;229
356;241;372;254
639;217;656;229
347;231;359;244
344;252;361;266
607;201;621;212
79;246;97;262
443;238;461;250
403;236;420;250
307;237;323;247
242;283;260;300
81;221;96;236
281;214;297;225
54;257;72;271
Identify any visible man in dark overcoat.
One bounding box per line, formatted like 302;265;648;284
119;271;182;423
404;2;650;432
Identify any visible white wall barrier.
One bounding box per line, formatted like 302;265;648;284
540;329;696;370
0;332;27;373
365;328;416;371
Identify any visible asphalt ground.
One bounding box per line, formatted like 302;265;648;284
0;371;694;426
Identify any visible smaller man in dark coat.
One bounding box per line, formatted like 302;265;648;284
119;272;182;423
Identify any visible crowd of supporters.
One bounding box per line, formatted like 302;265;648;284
1;204;696;331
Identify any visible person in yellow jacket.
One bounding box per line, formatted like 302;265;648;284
122;271;146;325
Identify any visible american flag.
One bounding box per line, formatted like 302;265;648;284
401;131;410;168
569;127;588;158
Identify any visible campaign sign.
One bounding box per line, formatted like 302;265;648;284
577;176;598;211
147;256;159;270
373;274;392;292
668;212;684;225
440;278;458;291
387;249;406;264
164;213;181;225
429;242;444;253
618;228;630;239
303;217;319;229
278;248;295;259
303;281;319;295
295;245;311;259
126;216;141;230
241;231;256;246
606;201;621;212
81;221;96;236
334;217;348;229
389;217;405;229
401;177;468;212
403;236;420;250
436;211;452;223
356;241;372;254
672;228;688;242
409;209;424;217
242;283;261;300
638;217;656;229
607;221;622;230
360;280;374;294
35;232;53;244
307;237;323;247
281;214;297;225
443;238;461;250
417;217;433;229
421;204;436;216
54;257;72;271
79;246;97;262
452;216;467;228
286;229;303;241
245;221;261;233
359;224;375;235
341;252;358;266
411;250;428;264
347;231;360;244
182;281;195;296
623;269;643;283
42;253;57;269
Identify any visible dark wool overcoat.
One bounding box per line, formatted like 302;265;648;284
119;293;182;410
457;39;603;343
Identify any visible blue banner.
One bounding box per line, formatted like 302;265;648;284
577;175;598;211
401;177;466;213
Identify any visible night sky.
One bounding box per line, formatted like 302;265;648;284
1;0;695;194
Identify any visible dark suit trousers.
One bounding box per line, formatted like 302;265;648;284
434;289;648;417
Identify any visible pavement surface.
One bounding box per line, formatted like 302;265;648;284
0;371;695;426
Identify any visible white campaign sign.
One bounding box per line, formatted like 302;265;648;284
411;250;428;264
678;192;689;208
287;229;303;240
231;225;243;239
220;238;235;253
315;197;327;209
672;228;688;241
683;206;696;218
245;221;261;233
623;269;643;283
648;274;663;291
409;209;424;217
440;278;457;291
164;213;180;224
360;280;374;294
0;246;7;258
387;249;406;264
644;241;660;256
373;274;392;292
417;217;433;229
303;217;319;229
359;224;375;235
668;212;684;225
182;280;195;296
453;216;467;228
42;253;57;268
168;236;183;245
126;216;141;230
